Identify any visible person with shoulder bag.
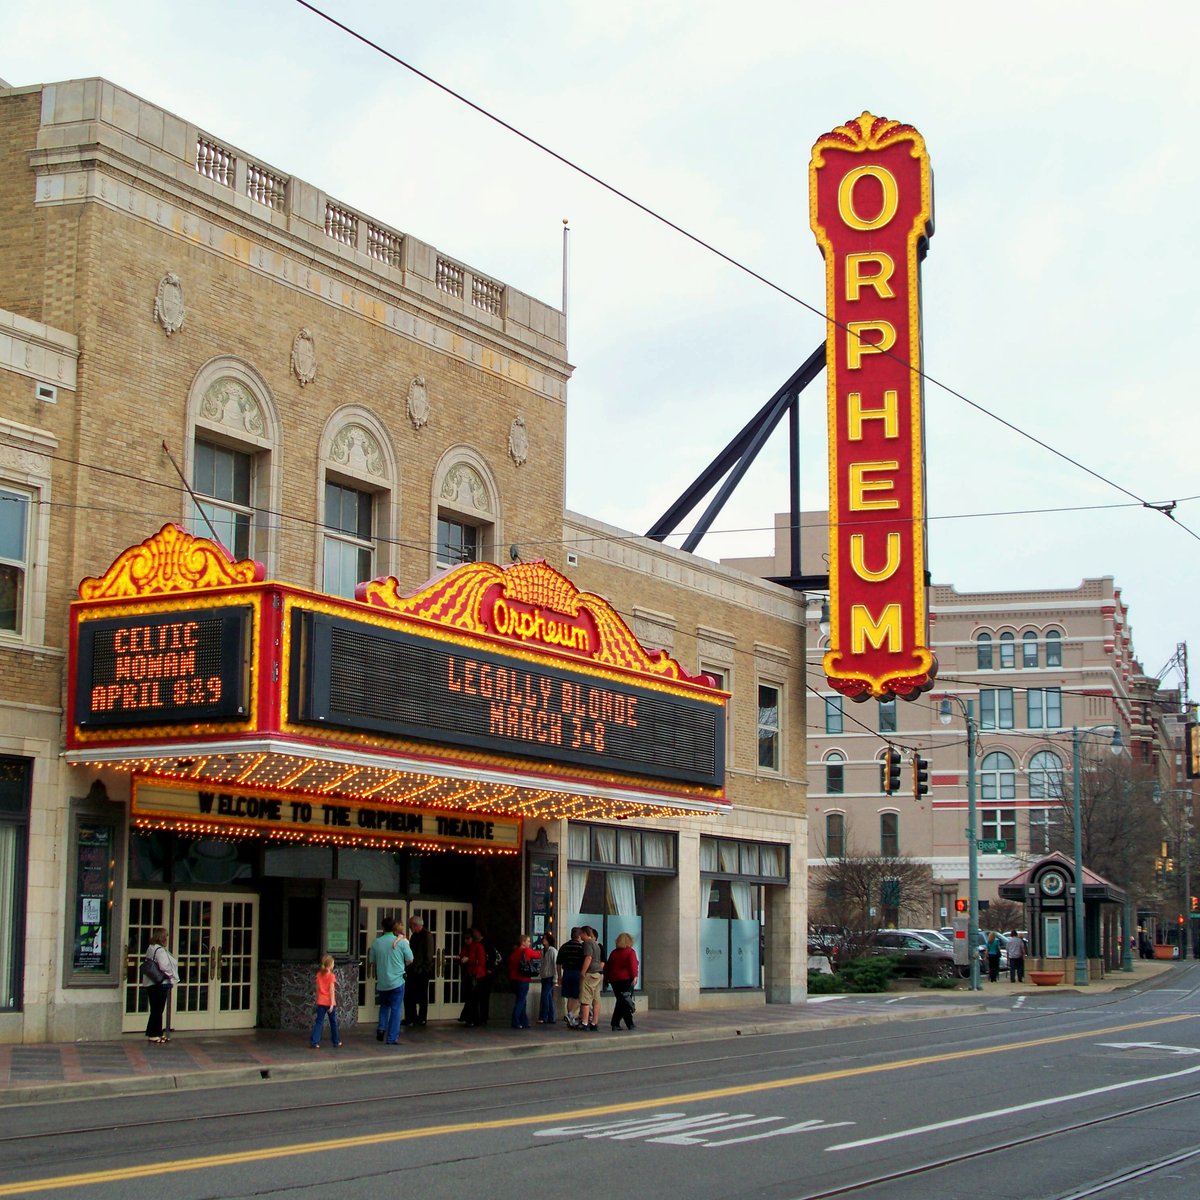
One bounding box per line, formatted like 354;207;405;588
142;926;178;1044
603;932;639;1031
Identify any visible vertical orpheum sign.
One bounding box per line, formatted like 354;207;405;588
810;111;937;701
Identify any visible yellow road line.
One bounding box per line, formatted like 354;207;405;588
4;1013;1193;1196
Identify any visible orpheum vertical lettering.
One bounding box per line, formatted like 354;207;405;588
810;111;938;701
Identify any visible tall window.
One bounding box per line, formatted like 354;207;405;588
825;812;845;859
1022;631;1039;668
878;698;897;734
0;757;30;1010
824;695;844;735
980;688;1015;729
1028;750;1064;800
976;632;993;670
981;808;1017;852
757;684;781;771
437;517;478;569
1045;630;1063;667
191;440;253;560
0;488;30;634
980;751;1016;801
323;481;373;599
1028;687;1062;729
880;811;899;856
998;631;1016;669
825;752;845;795
1029;808;1057;854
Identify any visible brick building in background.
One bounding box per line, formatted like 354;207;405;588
0;77;807;1044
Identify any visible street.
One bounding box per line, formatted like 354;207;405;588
3;966;1198;1199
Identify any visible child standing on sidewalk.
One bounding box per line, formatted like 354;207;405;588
310;955;342;1049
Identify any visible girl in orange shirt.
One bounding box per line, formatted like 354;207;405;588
310;955;342;1048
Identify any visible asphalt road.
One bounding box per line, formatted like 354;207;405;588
4;966;1198;1200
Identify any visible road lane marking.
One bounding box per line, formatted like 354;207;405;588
534;1110;853;1146
825;1062;1200;1151
2;1013;1193;1196
1099;1041;1200;1055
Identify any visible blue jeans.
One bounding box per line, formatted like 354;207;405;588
310;1004;339;1046
511;979;530;1028
377;985;405;1043
539;978;556;1023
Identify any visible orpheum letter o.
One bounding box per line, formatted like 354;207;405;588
837;166;899;231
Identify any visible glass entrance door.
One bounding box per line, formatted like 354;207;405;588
173;892;257;1030
358;900;472;1025
123;890;167;1032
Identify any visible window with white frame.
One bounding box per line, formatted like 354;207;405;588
980;751;1016;801
980;807;1017;852
1022;630;1039;668
757;683;781;771
0;487;30;635
191;440;253;560
1028;750;1064;799
1029;807;1057;854
824;695;843;735
436;517;478;568
998;631;1016;669
434;454;497;574
980;689;1015;729
976;632;993;670
825;751;845;795
323;480;374;599
1045;629;1063;667
878;697;896;733
1027;687;1062;729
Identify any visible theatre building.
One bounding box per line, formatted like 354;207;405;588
0;76;807;1044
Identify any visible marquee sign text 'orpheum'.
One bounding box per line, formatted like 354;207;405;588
810;110;938;700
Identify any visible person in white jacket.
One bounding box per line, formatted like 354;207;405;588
142;926;179;1043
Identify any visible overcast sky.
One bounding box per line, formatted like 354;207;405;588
6;1;1199;696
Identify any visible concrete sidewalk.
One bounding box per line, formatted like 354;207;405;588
0;960;1175;1107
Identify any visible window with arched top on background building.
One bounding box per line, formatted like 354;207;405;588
998;631;1016;669
980;751;1016;801
1045;629;1063;667
1023;630;1039;668
825;812;845;859
976;632;993;670
825;751;845;795
1028;749;1064;799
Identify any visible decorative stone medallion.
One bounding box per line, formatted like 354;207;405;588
291;329;317;386
154;272;185;336
407;376;430;429
507;416;529;467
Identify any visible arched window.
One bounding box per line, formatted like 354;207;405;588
432;447;501;573
998;631;1016;669
980;751;1016;801
1028;750;1064;800
1045;629;1063;667
976;632;993;670
825;812;845;859
825;751;845;795
1022;630;1039;668
880;811;899;856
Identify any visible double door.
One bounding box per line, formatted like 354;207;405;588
124;889;258;1033
359;900;472;1025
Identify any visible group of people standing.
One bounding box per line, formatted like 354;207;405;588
364;914;434;1045
539;926;639;1031
984;929;1027;983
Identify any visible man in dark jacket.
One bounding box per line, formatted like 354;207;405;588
556;927;586;1028
404;915;433;1027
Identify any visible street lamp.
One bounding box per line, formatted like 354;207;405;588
1071;724;1123;987
940;696;980;991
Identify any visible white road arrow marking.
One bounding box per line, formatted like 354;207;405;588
1099;1041;1200;1055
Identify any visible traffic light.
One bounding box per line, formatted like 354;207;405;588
883;747;902;795
954;898;968;914
1192;896;1198;913
912;754;929;799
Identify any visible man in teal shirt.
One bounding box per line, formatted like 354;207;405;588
369;918;413;1045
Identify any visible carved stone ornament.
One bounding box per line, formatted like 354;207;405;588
291;329;317;386
154;272;185;335
201;379;265;437
440;463;491;514
329;423;385;478
407;376;430;429
507;415;529;467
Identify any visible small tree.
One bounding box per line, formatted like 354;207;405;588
812;851;934;950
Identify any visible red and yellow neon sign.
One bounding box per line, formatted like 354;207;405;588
810;111;938;700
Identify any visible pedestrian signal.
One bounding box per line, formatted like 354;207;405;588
954;898;968;913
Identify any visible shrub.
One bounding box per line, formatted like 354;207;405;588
807;970;840;994
835;954;897;993
919;976;959;989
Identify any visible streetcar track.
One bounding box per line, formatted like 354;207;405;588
789;1087;1200;1200
1055;1143;1200;1198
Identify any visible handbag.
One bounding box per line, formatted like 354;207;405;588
141;950;167;986
518;954;538;978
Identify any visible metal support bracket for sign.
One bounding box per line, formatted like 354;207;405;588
644;343;829;590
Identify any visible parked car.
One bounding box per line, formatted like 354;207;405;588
900;928;954;948
865;930;957;978
807;925;843;957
